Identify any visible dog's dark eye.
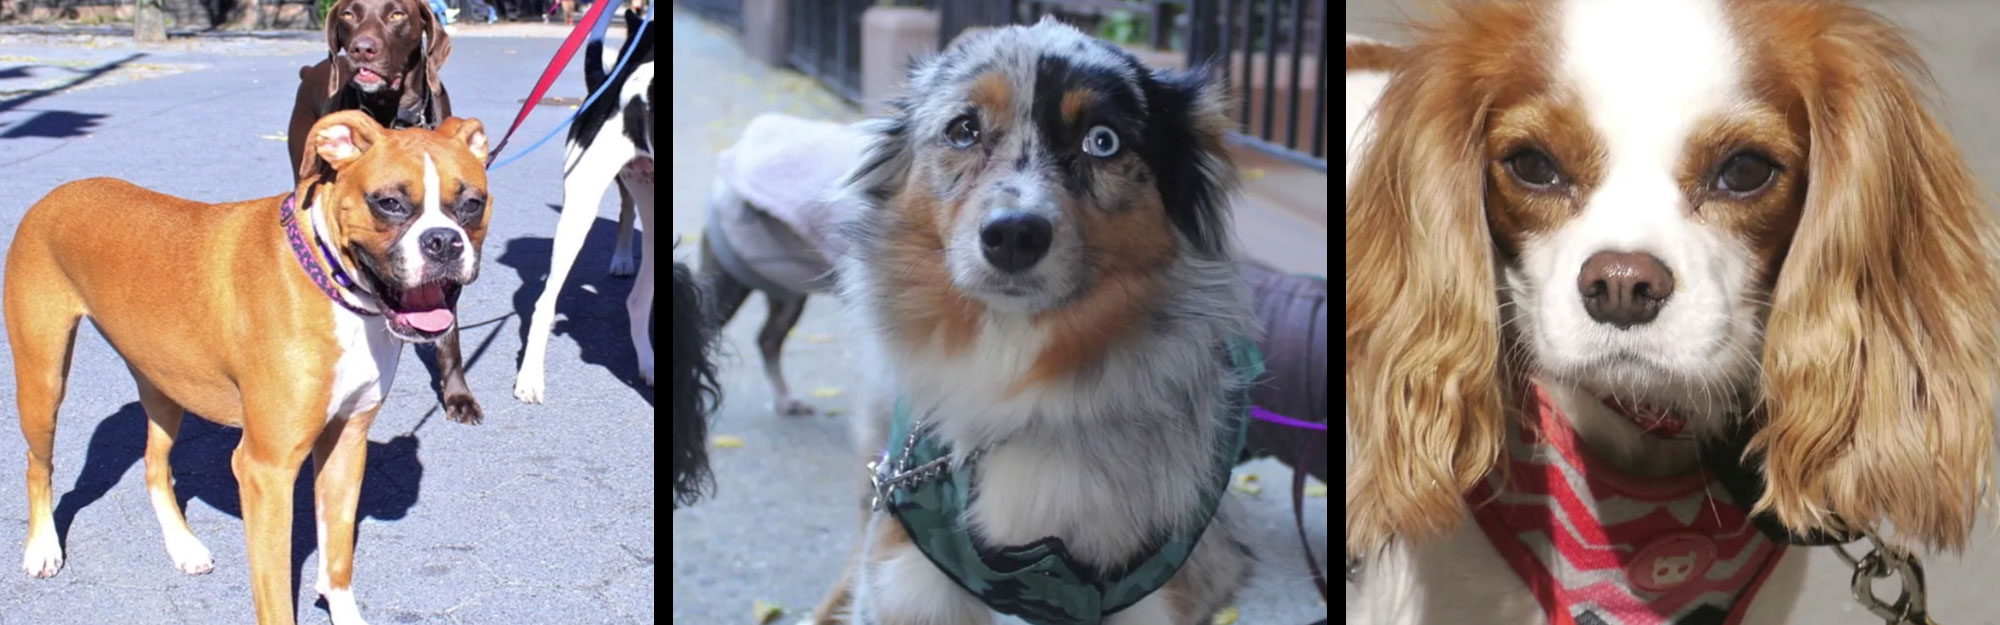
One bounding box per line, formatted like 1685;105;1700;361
1715;153;1777;195
1082;125;1120;157
945;115;980;149
457;197;486;220
372;196;409;217
1504;149;1565;189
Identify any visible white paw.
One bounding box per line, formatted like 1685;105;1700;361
20;538;62;578
774;397;815;416
608;254;639;277
164;532;214;575
514;369;547;404
639;355;654;387
321;586;369;625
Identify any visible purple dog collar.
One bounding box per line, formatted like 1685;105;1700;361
280;193;380;317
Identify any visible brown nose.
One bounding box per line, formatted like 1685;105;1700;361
1577;251;1675;328
349;36;380;62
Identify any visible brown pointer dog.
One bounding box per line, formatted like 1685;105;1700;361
7;111;492;625
290;0;477;424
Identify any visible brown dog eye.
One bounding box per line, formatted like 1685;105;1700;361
1716;153;1777;195
1505;149;1564;189
945;115;980;149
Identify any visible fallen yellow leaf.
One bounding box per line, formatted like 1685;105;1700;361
751;599;784;624
712;435;745;449
1242;167;1267;181
810;387;844;399
1231;474;1261;497
1211;605;1240;624
1305;483;1328;498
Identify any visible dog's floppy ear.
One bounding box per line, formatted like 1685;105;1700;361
1345;8;1520;561
1754;3;2000;554
1138;65;1237;258
323;0;351;101
419;0;452;105
437;117;490;164
299;110;389;180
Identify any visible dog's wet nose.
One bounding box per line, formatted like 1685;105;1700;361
979;212;1052;274
350;36;380;62
1578;251;1675;328
419;228;464;262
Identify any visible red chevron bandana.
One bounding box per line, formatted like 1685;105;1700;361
1465;385;1787;625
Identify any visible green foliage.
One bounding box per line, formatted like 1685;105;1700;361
1095;9;1147;47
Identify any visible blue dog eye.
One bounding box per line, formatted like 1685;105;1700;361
1082;126;1119;157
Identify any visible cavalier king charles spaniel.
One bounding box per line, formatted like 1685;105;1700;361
1346;1;2000;623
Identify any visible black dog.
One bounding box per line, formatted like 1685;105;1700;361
671;259;719;508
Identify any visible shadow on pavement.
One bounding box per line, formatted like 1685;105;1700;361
51;403;425;611
0;53;143;140
498;207;655;403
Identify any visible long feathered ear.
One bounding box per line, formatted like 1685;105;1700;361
1754;5;2000;554
323;0;350;102
1344;27;1514;558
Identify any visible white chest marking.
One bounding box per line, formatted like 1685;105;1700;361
326;301;402;421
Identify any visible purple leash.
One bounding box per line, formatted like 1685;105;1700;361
1251;406;1328;431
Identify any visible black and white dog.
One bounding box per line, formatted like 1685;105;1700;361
671;257;719;508
515;5;657;402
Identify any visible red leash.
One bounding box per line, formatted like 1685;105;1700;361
487;0;617;163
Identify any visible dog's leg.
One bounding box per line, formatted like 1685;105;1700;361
232;400;321;624
133;372;214;575
760;292;812;415
515;132;635;403
6;258;83;579
608;183;639;276
435;329;482;424
311;408;380;625
626;172;656;385
700;246;755;324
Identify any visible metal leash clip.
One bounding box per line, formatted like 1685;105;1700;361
1830;530;1938;625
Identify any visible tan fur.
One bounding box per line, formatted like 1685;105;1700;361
1736;1;2000;552
1344;0;1552;560
6;110;491;624
882;187;985;357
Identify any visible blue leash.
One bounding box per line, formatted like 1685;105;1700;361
489;2;652;171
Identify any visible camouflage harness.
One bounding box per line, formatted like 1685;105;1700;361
871;338;1262;625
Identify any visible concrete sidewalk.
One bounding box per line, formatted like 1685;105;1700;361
668;5;1331;624
0;21;653;625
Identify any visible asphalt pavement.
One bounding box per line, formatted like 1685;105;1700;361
667;5;1331;625
1344;1;2000;622
0;22;655;625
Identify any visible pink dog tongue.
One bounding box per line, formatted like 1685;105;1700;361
394;284;455;333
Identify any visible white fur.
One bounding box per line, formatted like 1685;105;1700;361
1513;0;1762;434
395;154;476;285
1344;69;1390;188
1347;1;1814;622
514;59;656;403
324;292;402;422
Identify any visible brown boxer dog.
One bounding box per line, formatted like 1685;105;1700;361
6;110;491;625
